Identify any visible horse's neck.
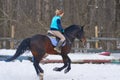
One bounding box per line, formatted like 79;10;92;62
64;33;75;44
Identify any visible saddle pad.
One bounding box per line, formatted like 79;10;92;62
47;36;65;46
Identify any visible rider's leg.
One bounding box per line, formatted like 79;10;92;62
51;31;65;53
54;40;63;53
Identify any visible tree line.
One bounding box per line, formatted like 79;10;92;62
0;0;120;50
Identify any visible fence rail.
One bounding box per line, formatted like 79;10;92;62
0;37;120;52
0;37;21;49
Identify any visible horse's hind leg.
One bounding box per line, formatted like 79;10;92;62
33;57;44;74
33;57;44;80
33;59;39;75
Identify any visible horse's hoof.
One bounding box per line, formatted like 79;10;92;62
53;67;58;71
53;67;61;71
39;73;44;80
64;68;71;73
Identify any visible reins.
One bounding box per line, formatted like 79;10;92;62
64;33;72;44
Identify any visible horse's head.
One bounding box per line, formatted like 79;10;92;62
76;25;86;43
65;25;86;44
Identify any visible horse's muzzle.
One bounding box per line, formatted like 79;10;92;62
80;37;86;44
80;37;86;48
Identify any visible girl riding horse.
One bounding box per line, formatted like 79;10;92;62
50;9;65;53
6;24;86;80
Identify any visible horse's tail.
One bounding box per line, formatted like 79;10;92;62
5;38;31;62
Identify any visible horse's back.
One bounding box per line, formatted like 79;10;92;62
31;34;47;39
30;34;49;47
30;34;59;54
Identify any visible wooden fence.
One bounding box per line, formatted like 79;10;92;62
0;37;120;53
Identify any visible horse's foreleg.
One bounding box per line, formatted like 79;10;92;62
53;62;67;71
53;54;68;72
64;56;71;73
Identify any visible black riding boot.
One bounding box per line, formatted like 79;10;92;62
54;40;64;53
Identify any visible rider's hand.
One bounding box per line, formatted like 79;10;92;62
61;29;64;33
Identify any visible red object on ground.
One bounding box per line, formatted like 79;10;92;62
99;52;111;56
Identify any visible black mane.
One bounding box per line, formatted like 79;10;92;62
64;25;82;35
64;25;84;42
65;25;81;33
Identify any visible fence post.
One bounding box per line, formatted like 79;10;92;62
95;26;99;49
10;25;15;49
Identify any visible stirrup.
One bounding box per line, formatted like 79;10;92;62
54;47;61;53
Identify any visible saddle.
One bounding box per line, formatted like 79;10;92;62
47;30;65;46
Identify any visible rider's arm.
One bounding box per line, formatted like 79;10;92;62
57;19;64;33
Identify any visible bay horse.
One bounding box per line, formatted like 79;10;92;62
5;24;86;80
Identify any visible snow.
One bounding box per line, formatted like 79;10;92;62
0;49;116;60
0;49;120;80
49;53;115;60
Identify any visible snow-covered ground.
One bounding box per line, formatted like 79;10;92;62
1;61;120;80
0;49;120;80
0;49;116;60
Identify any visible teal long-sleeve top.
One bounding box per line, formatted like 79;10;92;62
50;15;64;33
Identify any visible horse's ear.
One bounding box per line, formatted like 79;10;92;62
81;25;85;30
81;25;85;28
